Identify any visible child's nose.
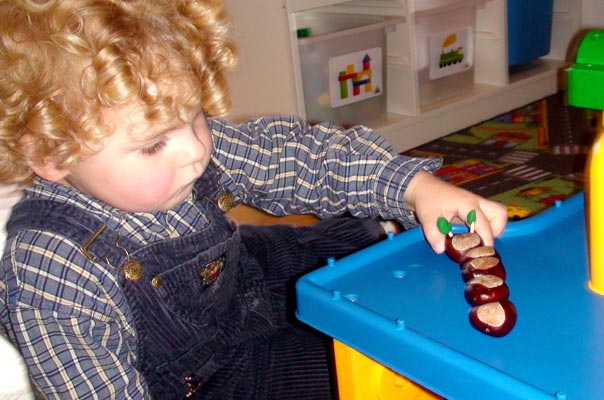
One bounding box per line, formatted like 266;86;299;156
179;129;206;166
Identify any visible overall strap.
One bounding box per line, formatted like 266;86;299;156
6;198;127;269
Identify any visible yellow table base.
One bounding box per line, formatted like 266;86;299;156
333;340;444;400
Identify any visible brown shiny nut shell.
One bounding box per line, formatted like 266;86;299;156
461;256;506;282
469;300;517;337
464;275;510;306
445;232;483;264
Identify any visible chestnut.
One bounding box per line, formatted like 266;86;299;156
464;275;510;306
469;300;517;337
461;256;506;282
464;246;499;262
445;232;482;264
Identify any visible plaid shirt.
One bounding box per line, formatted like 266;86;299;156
0;116;440;399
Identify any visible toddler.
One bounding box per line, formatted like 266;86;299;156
0;0;507;398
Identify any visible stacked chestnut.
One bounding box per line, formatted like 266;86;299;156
438;211;517;337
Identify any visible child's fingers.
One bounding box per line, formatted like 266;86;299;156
477;200;508;237
474;213;496;246
485;200;508;237
469;201;508;246
422;222;447;254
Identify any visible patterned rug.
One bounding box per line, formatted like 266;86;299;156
403;91;596;220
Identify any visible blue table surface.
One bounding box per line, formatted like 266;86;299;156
296;193;604;400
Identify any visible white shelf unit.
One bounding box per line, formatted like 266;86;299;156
224;0;590;151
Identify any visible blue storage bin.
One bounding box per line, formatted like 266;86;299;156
507;0;554;66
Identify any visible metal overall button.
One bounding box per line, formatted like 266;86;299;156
123;260;143;282
196;169;234;213
200;190;234;213
80;224;143;282
216;192;234;213
150;275;161;288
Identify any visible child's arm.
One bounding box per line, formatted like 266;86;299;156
210;116;441;228
1;231;150;399
210;116;506;247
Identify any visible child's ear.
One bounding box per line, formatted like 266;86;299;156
19;134;70;183
30;160;70;183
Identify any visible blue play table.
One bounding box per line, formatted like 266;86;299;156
296;193;604;400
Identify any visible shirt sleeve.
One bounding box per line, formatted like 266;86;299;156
209;116;442;227
0;230;150;399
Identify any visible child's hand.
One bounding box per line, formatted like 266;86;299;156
403;171;508;254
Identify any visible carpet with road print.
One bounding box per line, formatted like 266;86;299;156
403;91;596;220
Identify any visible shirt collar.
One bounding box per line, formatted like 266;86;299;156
25;177;206;245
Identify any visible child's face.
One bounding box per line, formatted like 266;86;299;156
62;103;213;212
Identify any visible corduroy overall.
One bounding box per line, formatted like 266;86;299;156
6;168;383;399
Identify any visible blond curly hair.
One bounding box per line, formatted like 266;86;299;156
0;0;237;185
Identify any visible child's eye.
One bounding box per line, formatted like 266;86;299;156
140;138;167;156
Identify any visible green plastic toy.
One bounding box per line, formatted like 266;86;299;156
567;30;604;110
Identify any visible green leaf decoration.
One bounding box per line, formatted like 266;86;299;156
437;217;452;235
467;210;476;225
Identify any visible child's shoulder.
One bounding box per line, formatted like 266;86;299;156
1;189;122;318
2;225;121;320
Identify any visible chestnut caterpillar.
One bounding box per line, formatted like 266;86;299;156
437;211;516;337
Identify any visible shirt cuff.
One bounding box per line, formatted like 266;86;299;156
374;155;443;228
